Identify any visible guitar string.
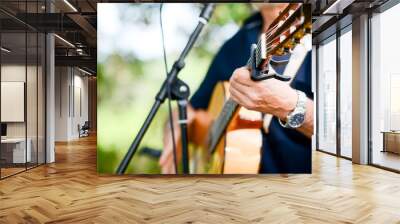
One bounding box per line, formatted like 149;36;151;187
264;6;304;50
256;4;304;61
247;26;288;71
250;5;303;64
250;16;303;68
264;4;302;40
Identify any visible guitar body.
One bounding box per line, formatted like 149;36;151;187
190;82;263;174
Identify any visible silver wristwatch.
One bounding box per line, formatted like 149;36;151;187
279;90;307;129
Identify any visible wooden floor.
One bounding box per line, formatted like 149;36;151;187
1;135;400;223
373;150;400;171
1;167;26;178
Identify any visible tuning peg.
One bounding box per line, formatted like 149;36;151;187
290;25;296;34
280;35;286;43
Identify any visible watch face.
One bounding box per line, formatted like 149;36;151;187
288;113;305;128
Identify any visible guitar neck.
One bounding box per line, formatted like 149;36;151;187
206;36;261;154
207;48;254;154
207;98;239;154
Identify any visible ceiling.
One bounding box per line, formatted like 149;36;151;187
0;0;98;74
311;0;391;44
0;0;394;74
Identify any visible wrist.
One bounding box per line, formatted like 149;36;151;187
277;88;298;120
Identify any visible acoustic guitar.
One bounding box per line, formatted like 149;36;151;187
185;3;312;174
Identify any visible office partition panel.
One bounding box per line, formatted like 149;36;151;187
0;1;47;179
0;31;28;178
38;32;45;165
27;30;38;169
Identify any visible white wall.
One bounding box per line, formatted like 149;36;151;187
72;73;89;138
1;64;46;164
55;66;69;141
54;67;89;141
1;65;38;138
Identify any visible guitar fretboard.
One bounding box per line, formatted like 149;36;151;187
207;98;239;154
206;37;262;154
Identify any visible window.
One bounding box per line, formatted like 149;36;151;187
370;2;400;171
317;36;337;154
339;28;352;158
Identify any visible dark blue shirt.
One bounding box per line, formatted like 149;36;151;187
190;13;312;173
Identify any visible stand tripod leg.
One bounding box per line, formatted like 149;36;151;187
177;99;189;174
116;101;162;174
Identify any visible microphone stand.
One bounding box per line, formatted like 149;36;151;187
116;3;215;174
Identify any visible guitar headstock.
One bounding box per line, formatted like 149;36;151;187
254;3;312;70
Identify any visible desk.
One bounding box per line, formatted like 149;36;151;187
1;138;31;163
382;131;400;154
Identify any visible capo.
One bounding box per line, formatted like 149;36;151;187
249;44;291;82
270;58;289;67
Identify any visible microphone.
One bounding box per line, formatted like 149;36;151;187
199;3;215;23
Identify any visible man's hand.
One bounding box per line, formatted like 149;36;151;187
229;67;297;121
159;107;193;174
159;105;213;174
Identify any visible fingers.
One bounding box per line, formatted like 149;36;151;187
159;147;171;166
230;77;252;97
231;67;252;87
229;68;258;110
229;84;250;107
167;160;176;174
160;133;173;165
160;128;180;173
160;147;177;174
160;105;197;174
161;161;169;174
160;123;181;164
161;155;175;174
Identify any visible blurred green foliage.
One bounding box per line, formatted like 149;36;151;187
212;4;252;26
97;3;253;174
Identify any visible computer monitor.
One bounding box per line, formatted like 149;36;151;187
1;123;7;137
